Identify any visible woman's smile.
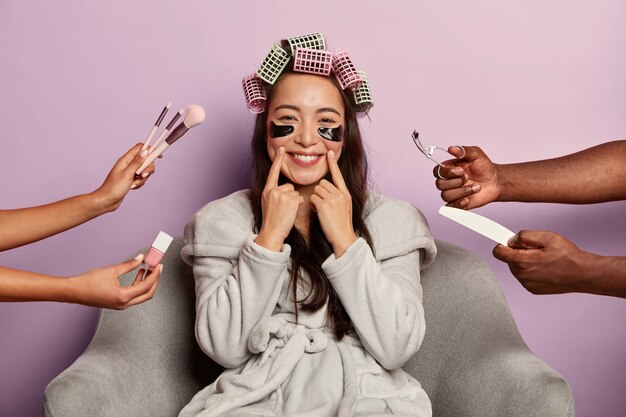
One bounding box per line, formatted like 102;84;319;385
288;152;324;166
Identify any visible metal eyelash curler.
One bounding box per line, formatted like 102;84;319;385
411;130;465;180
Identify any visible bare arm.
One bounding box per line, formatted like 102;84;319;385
493;231;626;299
435;140;626;208
0;256;161;308
0;143;155;251
497;140;626;204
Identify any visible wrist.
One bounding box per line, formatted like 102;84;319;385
331;233;357;258
493;163;510;202
255;228;287;252
579;253;623;297
63;275;86;304
89;188;121;214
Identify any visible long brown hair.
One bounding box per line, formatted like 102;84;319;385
249;69;373;339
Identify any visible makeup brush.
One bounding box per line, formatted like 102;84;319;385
149;108;184;152
142;101;171;151
135;104;206;175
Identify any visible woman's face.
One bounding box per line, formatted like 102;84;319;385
266;72;345;187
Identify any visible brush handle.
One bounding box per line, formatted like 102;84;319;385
141;126;158;151
136;142;169;175
150;129;169;152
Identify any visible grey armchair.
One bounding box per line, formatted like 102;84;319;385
44;239;574;417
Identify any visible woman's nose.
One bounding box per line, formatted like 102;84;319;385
294;124;319;147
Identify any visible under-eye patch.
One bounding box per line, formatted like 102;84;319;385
318;126;343;142
269;122;294;138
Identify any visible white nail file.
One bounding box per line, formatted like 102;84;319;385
438;206;516;246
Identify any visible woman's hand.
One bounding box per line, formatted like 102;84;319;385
310;150;357;257
92;143;157;213
69;254;161;309
255;147;304;251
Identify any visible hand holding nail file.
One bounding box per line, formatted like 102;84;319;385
136;104;206;176
438;206;516;246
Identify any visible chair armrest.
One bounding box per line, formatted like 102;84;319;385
44;240;223;417
421;313;574;417
403;240;573;417
44;341;183;417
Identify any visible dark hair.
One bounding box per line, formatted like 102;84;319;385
249;69;373;339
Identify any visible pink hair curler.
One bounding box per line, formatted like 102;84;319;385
293;48;333;76
242;74;267;114
283;32;326;55
256;44;291;85
332;50;363;90
353;70;373;112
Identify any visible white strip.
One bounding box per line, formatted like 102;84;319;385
439;206;516;246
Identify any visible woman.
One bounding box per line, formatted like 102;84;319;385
181;34;436;416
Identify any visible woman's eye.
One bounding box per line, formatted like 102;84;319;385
279;115;296;122
320;118;335;124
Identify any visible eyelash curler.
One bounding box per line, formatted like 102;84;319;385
411;131;465;180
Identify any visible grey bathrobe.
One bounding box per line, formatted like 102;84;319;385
180;190;437;417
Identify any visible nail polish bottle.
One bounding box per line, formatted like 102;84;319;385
143;231;173;270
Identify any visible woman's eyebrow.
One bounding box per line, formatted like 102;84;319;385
274;104;300;112
316;107;341;116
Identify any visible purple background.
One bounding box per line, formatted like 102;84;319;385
1;1;624;416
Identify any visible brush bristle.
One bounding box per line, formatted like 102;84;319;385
183;104;206;128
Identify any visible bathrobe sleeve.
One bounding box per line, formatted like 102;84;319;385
181;191;291;368
322;194;436;370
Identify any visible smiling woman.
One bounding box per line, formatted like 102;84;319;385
180;33;437;417
266;73;345;188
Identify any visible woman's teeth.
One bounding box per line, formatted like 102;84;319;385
293;154;319;162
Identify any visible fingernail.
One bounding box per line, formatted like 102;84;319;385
140;149;148;159
471;184;481;192
328;150;335;158
278;147;285;155
134;254;144;261
452;167;463;175
130;184;137;189
160;264;164;272
142;172;150;178
508;234;518;246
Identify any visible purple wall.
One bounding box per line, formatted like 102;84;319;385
1;1;624;416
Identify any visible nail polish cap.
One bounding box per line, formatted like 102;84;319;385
152;231;173;253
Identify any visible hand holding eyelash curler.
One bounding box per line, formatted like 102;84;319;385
136;104;206;176
411;131;465;180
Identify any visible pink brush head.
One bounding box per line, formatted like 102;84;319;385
283;32;326;55
332;50;363;90
242;74;267;114
256;44;291;85
182;104;206;128
293;48;333;76
164;104;205;146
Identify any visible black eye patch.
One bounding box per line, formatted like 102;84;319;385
318;126;343;142
269;122;294;138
